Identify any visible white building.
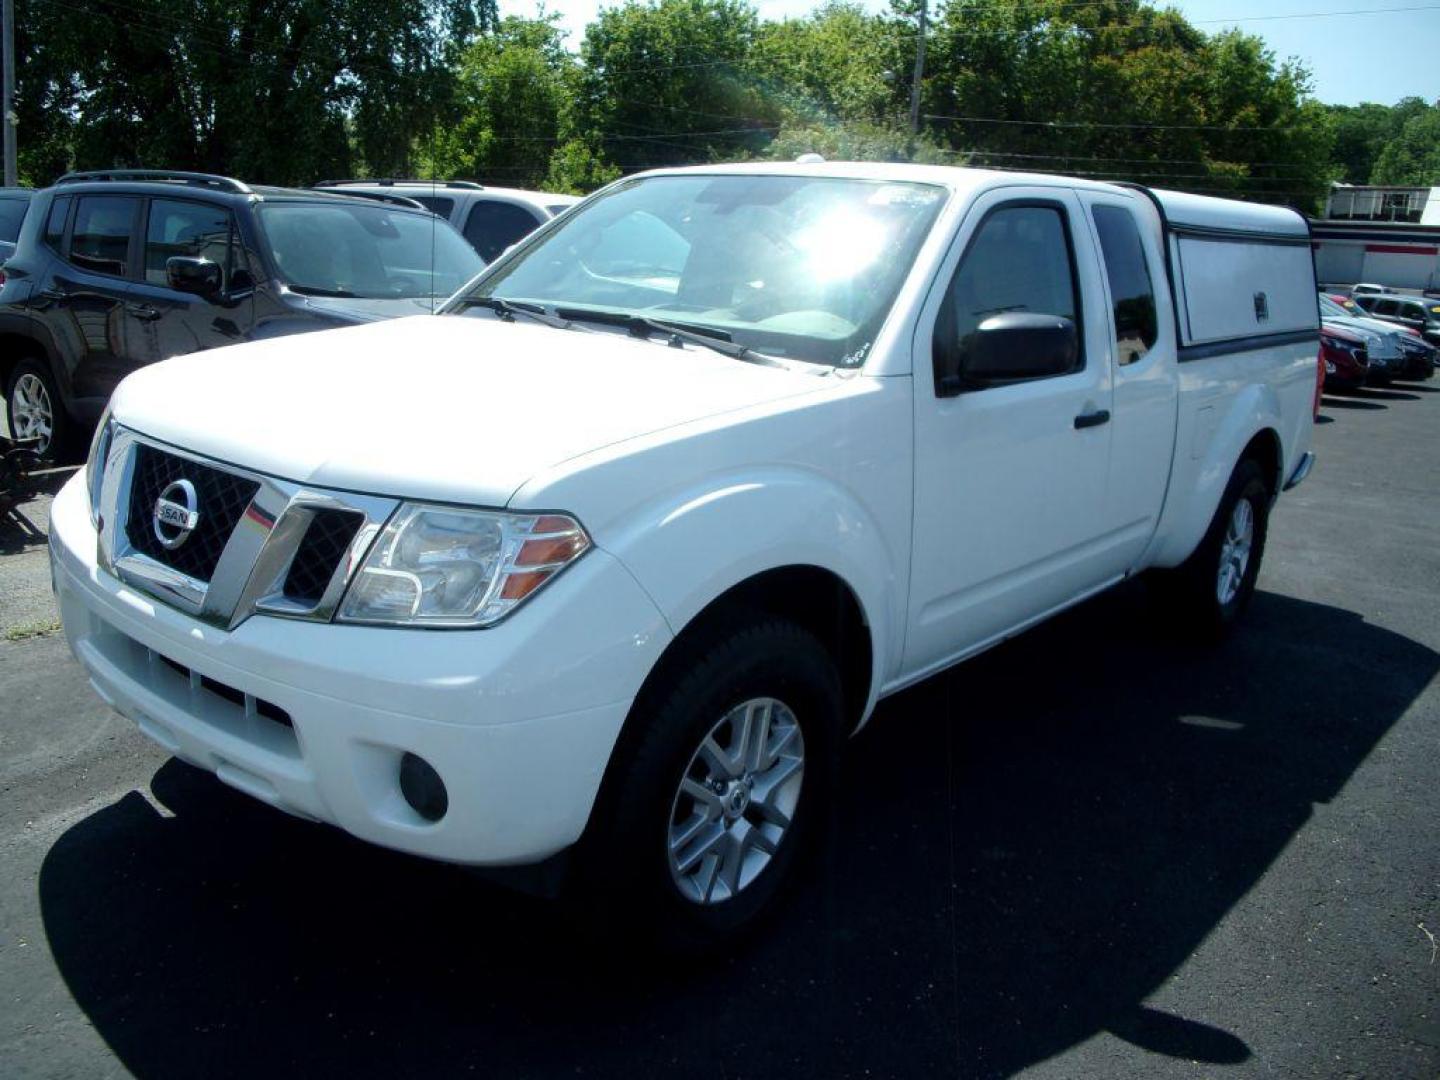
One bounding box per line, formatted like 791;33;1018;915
1312;184;1440;293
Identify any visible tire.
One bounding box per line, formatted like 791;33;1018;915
572;615;843;954
1151;458;1270;640
5;358;75;464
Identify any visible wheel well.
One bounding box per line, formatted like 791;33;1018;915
574;565;875;865
0;333;44;396
637;565;874;737
1240;428;1283;498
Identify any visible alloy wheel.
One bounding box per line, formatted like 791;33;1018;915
667;696;805;905
10;373;53;456
1216;497;1254;607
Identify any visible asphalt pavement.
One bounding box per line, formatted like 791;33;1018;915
1;384;1437;1079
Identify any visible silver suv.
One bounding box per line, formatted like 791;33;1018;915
314;180;580;263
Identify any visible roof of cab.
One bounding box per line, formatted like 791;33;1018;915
625;159;1145;195
622;161;1309;234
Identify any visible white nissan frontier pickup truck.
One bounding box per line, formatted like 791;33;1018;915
51;162;1318;947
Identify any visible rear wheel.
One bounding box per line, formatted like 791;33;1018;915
574;616;842;953
1152;458;1270;639
5;359;74;464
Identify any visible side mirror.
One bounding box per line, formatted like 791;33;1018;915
945;312;1079;391
165;256;222;296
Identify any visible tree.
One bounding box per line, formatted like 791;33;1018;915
752;2;908;126
12;0;498;186
1370;104;1440;186
577;0;781;171
918;1;1334;210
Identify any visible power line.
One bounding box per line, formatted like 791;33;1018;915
923;112;1307;133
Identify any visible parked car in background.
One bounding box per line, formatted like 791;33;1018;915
53;164;1318;948
1353;292;1440;347
1319;323;1370;391
0;188;36;261
1350;283;1386;297
0;170;483;461
1394;332;1437;380
1317;294;1406;385
313;180;580;263
1325;293;1364;316
1317;292;1428;377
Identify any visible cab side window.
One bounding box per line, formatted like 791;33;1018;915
70;195;137;277
145;199;234;289
934;203;1083;390
1092;205;1158;365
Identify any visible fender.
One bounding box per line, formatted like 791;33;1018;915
1149;379;1283;569
596;466;901;728
0;311;90;416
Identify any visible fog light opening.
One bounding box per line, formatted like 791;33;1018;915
399;752;448;823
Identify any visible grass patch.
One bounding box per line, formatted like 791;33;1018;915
3;619;62;642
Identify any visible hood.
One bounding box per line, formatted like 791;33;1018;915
1323;316;1397;356
110;314;831;506
293;293;442;322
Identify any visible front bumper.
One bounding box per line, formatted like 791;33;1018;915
50;473;672;865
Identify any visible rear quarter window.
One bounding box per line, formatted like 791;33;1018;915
43;195;71;250
0;198;29;243
463;200;544;262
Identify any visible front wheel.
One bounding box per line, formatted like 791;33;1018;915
5;359;74;464
1152;458;1270;639
573;616;843;953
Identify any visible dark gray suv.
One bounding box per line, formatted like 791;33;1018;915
1353;292;1440;347
0;171;484;461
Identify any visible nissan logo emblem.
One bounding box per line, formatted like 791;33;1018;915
153;479;201;550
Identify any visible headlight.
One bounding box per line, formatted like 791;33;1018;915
86;411;115;527
337;504;590;628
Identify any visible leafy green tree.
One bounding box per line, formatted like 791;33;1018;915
752;2;908;125
12;0;497;186
920;1;1333;209
1327;102;1405;185
577;0;781;171
1370;104;1440;185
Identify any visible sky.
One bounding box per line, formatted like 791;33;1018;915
499;0;1440;106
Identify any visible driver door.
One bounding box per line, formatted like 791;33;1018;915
904;187;1117;675
124;197;254;367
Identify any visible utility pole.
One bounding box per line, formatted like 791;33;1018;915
907;0;929;141
2;0;15;187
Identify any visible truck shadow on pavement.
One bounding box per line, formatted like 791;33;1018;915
38;583;1439;1079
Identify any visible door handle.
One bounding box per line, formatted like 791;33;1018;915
38;287;66;301
127;303;161;321
1074;409;1111;430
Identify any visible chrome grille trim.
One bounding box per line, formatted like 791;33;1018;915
97;427;400;629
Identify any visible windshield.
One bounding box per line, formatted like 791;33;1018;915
451;174;947;366
258;202;484;301
1318;295;1352;319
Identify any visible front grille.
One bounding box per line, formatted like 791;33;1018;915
283;509;363;604
125;443;260;582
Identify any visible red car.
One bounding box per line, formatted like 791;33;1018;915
1320;323;1369;392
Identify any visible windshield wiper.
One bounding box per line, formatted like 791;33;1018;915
463;297;587;332
290;285;360;298
555;308;783;368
